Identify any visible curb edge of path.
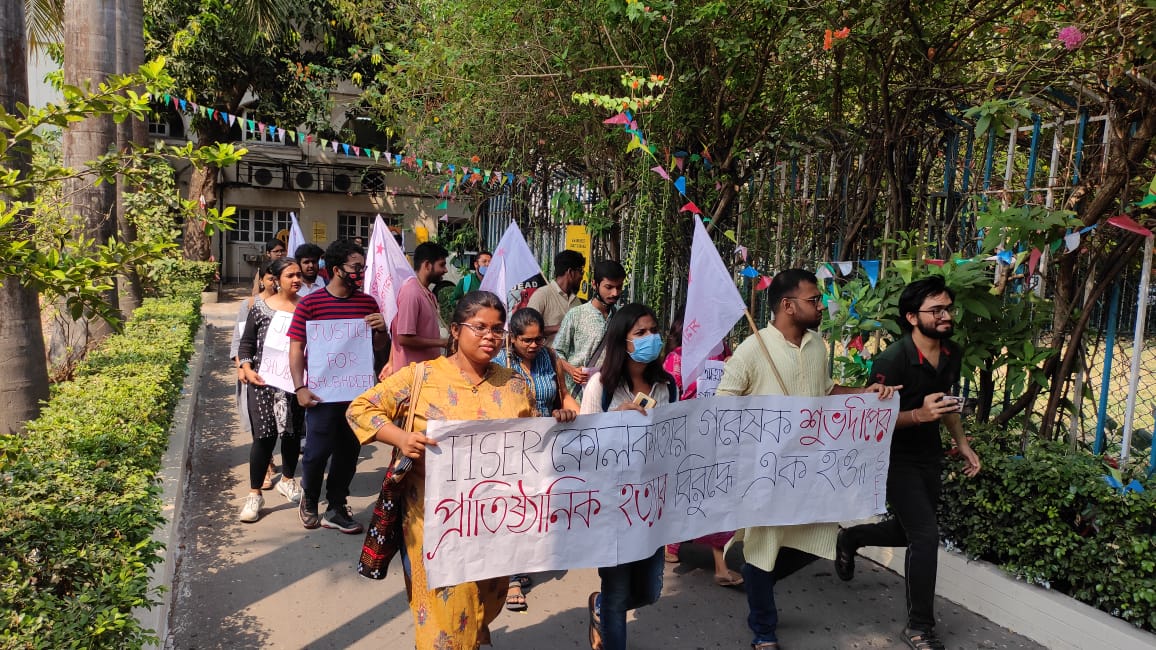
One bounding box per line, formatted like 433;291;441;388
861;545;1155;649
134;320;209;649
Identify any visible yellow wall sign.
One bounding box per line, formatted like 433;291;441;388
312;221;327;243
564;225;592;300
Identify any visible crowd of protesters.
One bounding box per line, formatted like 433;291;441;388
229;235;979;650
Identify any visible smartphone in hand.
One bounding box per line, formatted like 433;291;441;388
941;395;965;411
632;392;658;409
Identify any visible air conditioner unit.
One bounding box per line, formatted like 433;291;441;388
291;167;317;191
247;163;285;189
332;172;356;194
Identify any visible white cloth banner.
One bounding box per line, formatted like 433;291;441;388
304;318;375;402
479;222;542;315
259;311;295;393
422;392;897;588
682;216;747;388
364;214;416;328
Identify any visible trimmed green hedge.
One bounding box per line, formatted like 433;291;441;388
0;288;201;648
940;432;1156;632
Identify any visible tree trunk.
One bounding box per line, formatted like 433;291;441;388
183;164;218;260
58;0;120;362
0;0;51;434
116;0;145;313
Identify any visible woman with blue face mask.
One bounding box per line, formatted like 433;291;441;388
578;302;678;650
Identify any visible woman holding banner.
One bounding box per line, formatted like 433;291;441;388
578;303;678;650
347;291;577;649
493;306;581;610
236;258;306;522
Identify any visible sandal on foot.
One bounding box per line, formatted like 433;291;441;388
587;591;602;650
509;574;532;589
902;628;945;650
714;569;744;587
505;585;527;612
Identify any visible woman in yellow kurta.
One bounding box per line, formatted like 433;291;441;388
347;291;576;650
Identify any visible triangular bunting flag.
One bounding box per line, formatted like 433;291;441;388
679;202;702;214
342;143;351;155
651;165;671;181
1107;215;1153;237
861;260;880;288
1064;231;1081;252
674;176;687;195
436;200;449;210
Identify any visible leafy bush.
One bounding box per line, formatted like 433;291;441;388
940;429;1156;631
0;284;201;648
142;258;218;295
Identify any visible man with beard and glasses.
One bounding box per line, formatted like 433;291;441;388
717;269;898;650
834;276;981;650
289;238;389;533
554;259;625;400
390;241;451;372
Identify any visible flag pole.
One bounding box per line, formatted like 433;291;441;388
743;309;789;396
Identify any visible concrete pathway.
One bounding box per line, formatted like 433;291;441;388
167;294;1044;649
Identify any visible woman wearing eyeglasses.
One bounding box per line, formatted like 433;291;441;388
492;307;580;611
578;303;678;650
347;291;577;649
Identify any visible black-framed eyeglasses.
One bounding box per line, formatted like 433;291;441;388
515;336;546;346
341;264;366;273
458;322;507;338
785;295;824;306
918;306;955;319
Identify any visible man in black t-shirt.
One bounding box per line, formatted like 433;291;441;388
835;276;981;650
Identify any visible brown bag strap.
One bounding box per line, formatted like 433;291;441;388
547;348;566;411
403;362;426;432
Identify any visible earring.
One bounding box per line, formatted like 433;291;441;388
273;283;281;293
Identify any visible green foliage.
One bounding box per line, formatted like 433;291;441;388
940;430;1156;631
0;279;201;647
142;258;219;295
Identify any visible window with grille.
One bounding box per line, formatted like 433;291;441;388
337;213;402;243
229;208;291;243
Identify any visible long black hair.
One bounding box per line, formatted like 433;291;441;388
267;257;299;292
598;303;670;401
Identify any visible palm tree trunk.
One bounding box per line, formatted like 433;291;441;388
57;0;120;361
0;0;52;433
116;0;145;313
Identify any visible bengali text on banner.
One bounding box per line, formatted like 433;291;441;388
421;391;898;588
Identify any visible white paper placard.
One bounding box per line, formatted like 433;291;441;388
694;359;727;398
304;318;375;402
422;391;898;588
259;311;295;393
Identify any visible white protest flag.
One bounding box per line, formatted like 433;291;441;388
286;212;306;257
682;215;747;389
479;221;542;314
364;214;416;327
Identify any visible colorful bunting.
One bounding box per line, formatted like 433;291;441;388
1107;214;1153;237
651;165;671;181
861;260;880;288
679;201;702;215
674;176;687;196
756;275;773;291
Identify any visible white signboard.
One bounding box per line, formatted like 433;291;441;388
422;392;897;588
259;311;295;393
305;318;375;402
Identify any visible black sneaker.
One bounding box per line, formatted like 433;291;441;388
299;495;320;529
835;528;856;581
321;504;363;534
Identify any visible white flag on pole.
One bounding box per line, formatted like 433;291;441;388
364;214;416;327
287;212;306;258
682;215;747;388
479;222;542;315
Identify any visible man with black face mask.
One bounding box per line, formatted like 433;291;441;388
288;239;389;534
555;259;625;400
835;276;981;650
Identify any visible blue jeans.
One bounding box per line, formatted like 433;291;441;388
301;402;361;508
742;548;818;645
598;548;664;650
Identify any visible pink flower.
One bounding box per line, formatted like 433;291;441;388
1057;26;1085;50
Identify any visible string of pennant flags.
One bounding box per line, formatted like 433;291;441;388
601;107;1156;295
161;93;536;202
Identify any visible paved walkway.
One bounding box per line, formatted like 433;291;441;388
167;294;1044;649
